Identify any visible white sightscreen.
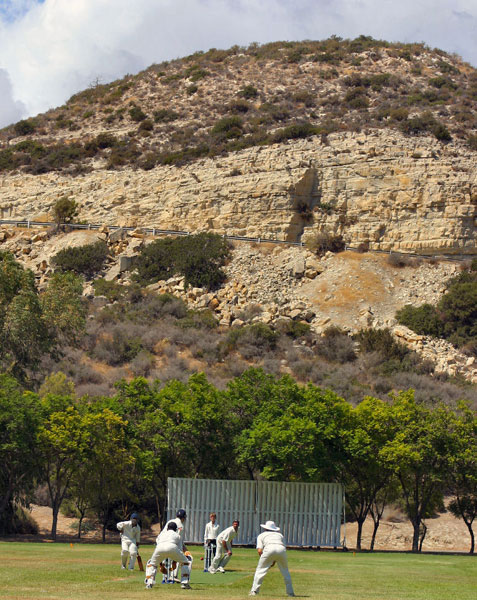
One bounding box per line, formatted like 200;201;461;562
167;478;344;547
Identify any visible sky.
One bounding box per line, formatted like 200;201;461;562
0;0;476;128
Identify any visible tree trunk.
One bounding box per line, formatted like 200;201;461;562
102;521;107;543
356;518;365;550
418;522;427;552
51;505;59;540
411;517;421;552
464;520;475;554
370;517;380;550
77;512;85;539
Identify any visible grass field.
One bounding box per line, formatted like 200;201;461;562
0;542;475;600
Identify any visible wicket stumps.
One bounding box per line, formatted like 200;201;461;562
161;558;175;584
204;541;216;572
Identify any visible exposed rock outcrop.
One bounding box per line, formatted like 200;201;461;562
1;130;476;254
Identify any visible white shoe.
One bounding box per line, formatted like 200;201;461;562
208;568;217;574
128;567;134;570
146;583;153;589
181;583;191;589
249;592;258;596
217;566;225;573
121;566;126;569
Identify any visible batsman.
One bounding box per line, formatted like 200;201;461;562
144;521;192;589
117;512;141;570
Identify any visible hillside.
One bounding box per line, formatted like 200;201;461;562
0;38;476;394
0;39;476;256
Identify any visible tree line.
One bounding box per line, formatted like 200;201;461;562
1;368;475;553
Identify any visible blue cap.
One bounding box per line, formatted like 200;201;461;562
176;509;187;519
131;512;140;521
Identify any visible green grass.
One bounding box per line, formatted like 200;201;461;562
0;543;475;600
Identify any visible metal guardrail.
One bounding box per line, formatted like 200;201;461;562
0;219;305;246
0;219;473;260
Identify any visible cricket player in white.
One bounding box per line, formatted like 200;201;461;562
117;512;141;570
145;521;192;589
249;521;294;597
208;519;239;573
204;512;220;544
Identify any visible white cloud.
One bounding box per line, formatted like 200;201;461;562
0;0;476;127
0;68;27;128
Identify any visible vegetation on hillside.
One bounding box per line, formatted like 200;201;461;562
1;37;477;174
396;261;477;354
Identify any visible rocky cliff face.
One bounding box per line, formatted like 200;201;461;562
1;129;475;254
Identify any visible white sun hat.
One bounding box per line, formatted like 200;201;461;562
260;520;280;531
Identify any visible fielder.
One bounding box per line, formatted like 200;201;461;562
145;522;192;589
117;512;141;570
249;520;294;597
208;519;239;573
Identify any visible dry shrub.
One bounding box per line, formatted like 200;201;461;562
130;350;156;377
75;382;114;398
314;326;356;362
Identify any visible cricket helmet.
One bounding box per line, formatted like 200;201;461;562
167;521;178;531
176;509;187;519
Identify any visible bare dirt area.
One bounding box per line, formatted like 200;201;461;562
24;505;160;544
300;251;457;331
17;503;472;554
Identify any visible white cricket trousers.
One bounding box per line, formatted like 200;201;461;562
250;545;294;596
209;543;232;571
121;539;138;569
147;543;191;585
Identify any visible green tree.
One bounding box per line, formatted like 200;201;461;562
447;403;477;553
36;395;91;539
340;396;396;550
382;391;453;552
40;272;86;344
234;374;349;482
52;197;79;226
0;376;40;533
114;374;234;521
76;407;135;542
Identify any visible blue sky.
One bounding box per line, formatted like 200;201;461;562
0;0;477;128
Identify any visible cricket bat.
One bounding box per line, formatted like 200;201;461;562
137;555;144;571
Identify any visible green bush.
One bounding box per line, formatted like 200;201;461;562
211;116;243;138
133;233;230;290
272;121;318;143
129;105;147;122
173;233;231;289
153;109;180;122
238;84;258;99
396;304;444;337
14;119;36;136
53;197;79;225
138;118;154;132
354;328;409;362
92;279;127;302
224;322;279;355
51;240;108;277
